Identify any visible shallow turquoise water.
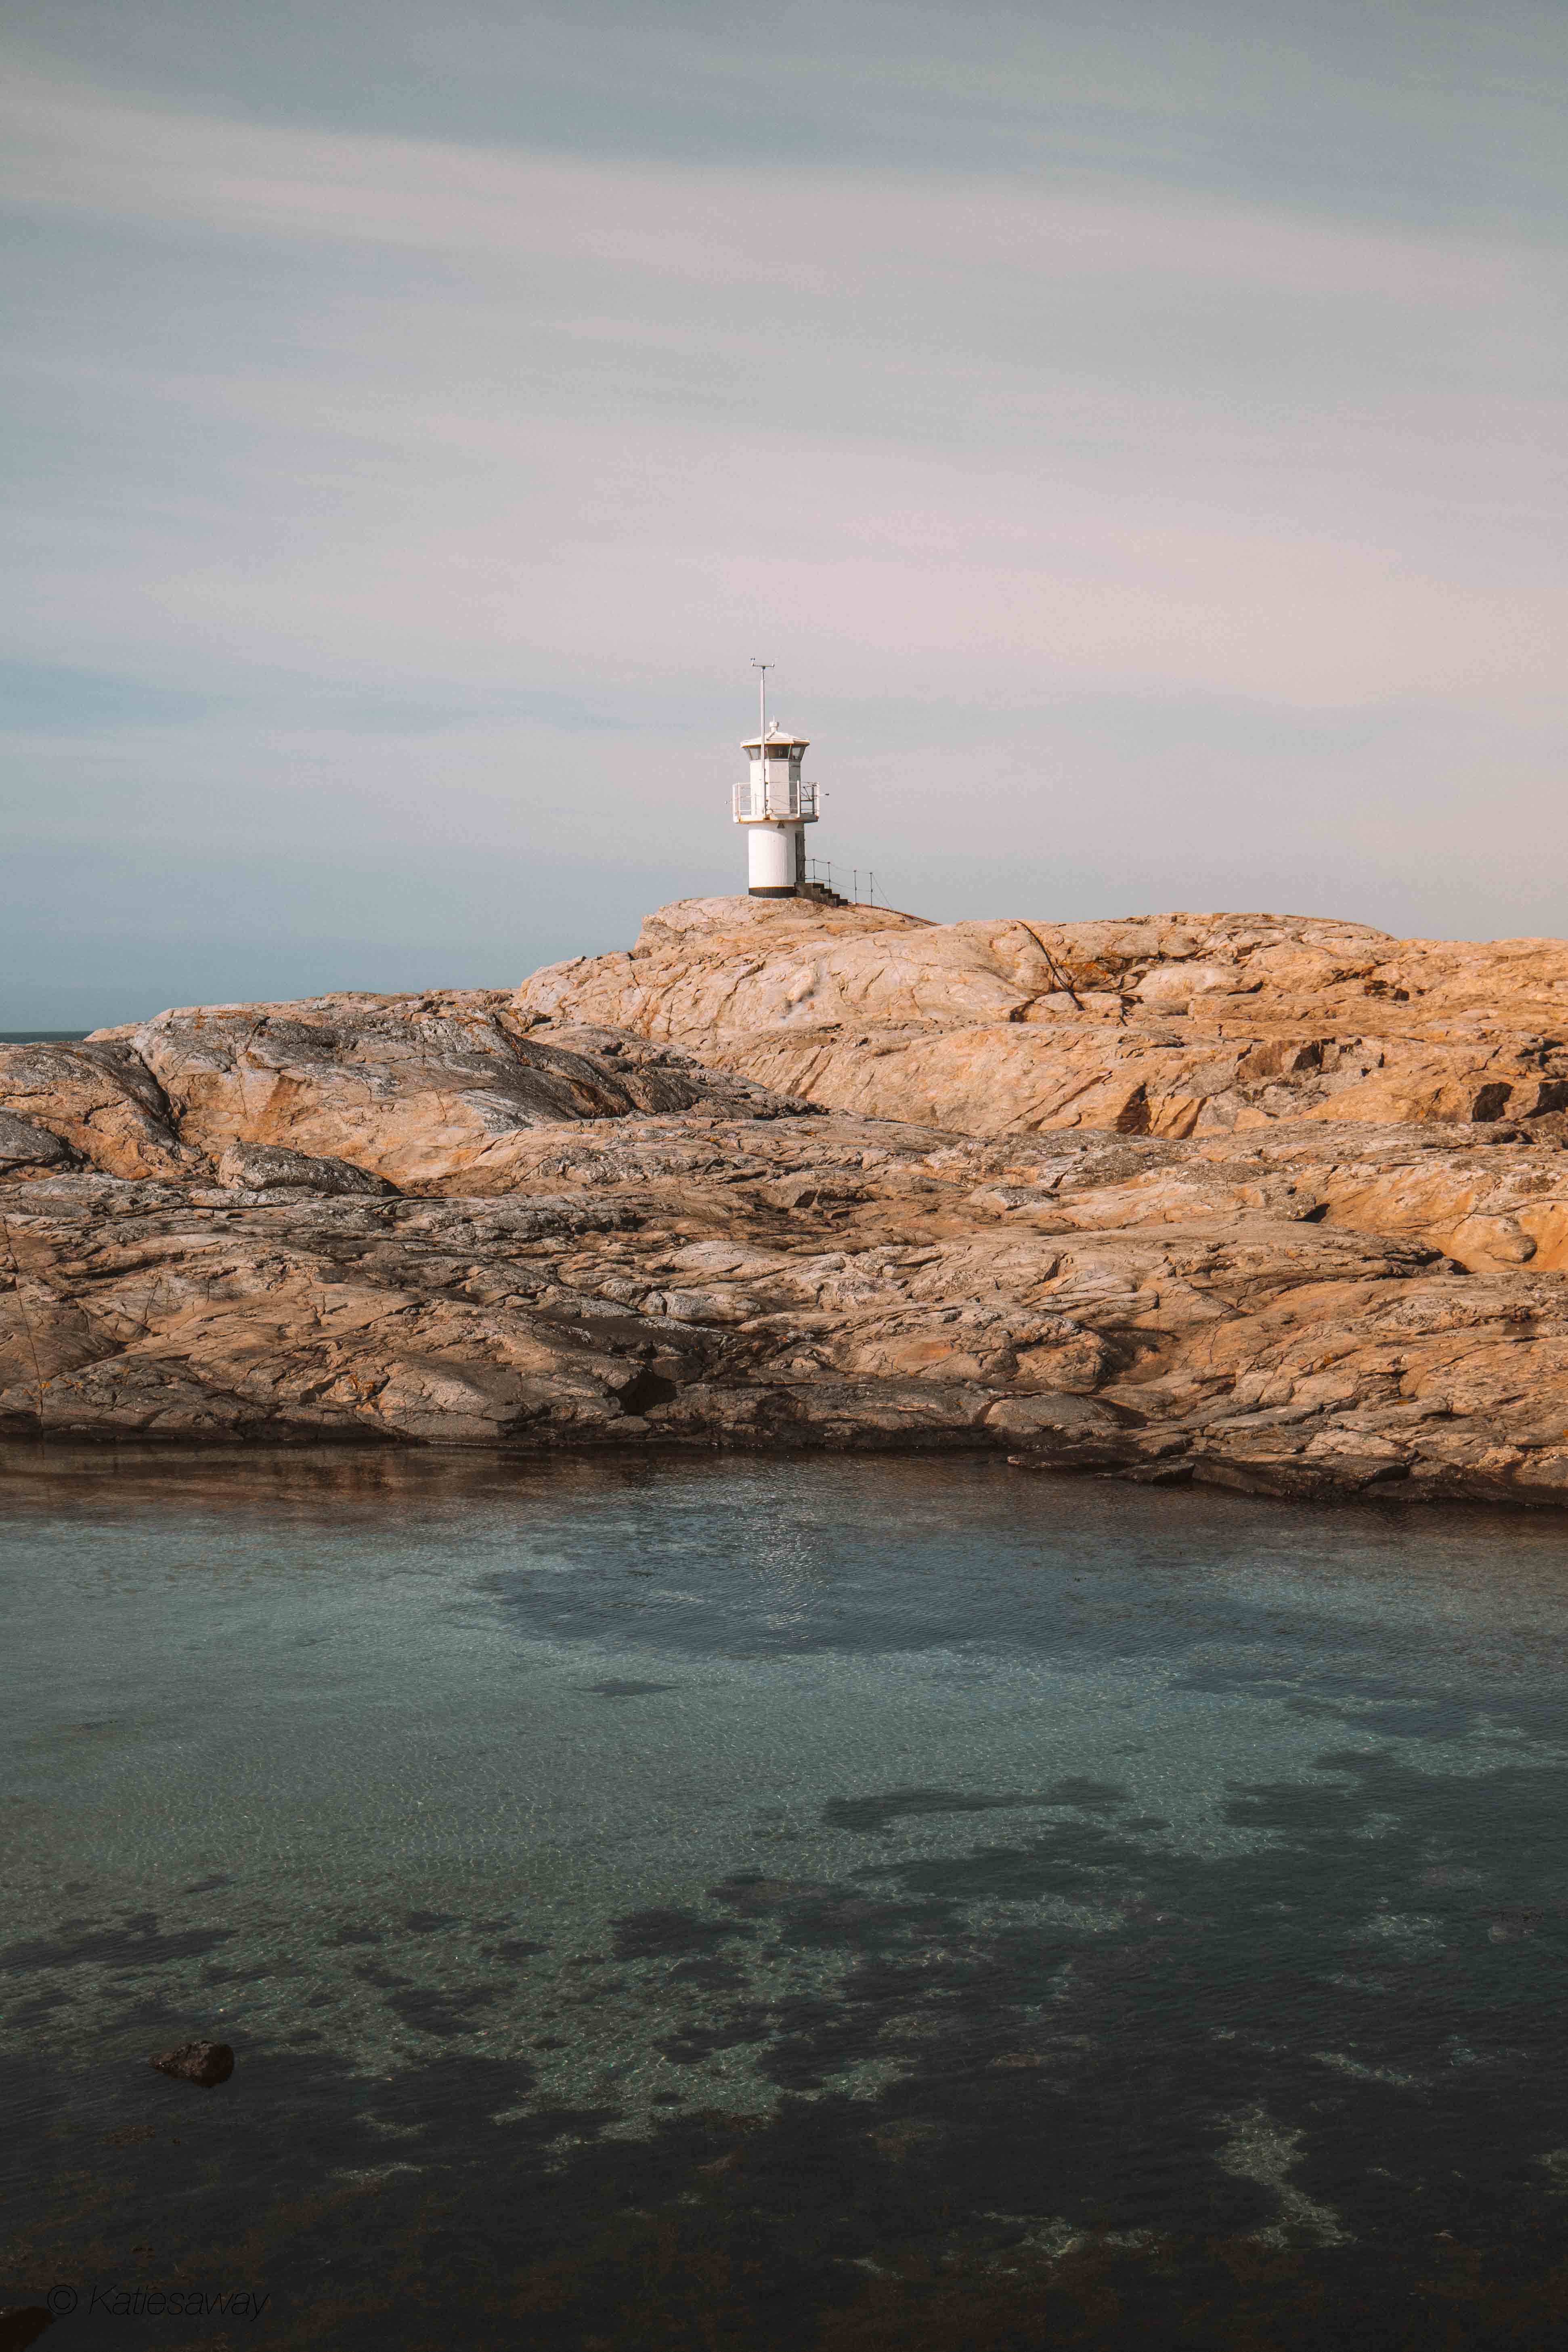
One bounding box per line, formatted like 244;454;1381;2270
4;1450;1568;2346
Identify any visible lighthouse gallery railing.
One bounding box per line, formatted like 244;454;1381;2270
733;779;820;821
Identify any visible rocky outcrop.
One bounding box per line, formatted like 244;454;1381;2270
79;995;812;1191
0;1038;194;1180
518;898;1568;1141
6;901;1568;1509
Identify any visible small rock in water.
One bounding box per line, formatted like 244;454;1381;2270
0;2309;55;2350
150;2040;235;2088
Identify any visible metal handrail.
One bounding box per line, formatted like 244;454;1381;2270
805;859;879;906
801;862;933;923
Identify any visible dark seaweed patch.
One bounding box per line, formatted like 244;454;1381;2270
0;1912;235;1975
610;1909;750;1961
385;1986;501;2038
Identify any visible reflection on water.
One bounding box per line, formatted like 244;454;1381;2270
3;1446;1568;2345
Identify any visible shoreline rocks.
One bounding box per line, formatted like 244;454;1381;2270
6;899;1568;1512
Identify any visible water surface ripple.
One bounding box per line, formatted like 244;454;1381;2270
4;1451;1567;2345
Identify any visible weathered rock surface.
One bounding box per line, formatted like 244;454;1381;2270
0;1109;73;1172
519;897;1568;1145
74;994;811;1190
7;902;1568;1509
216;1140;400;1199
0;1038;194;1179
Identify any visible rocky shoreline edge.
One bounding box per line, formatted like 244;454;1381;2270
0;1427;1547;1516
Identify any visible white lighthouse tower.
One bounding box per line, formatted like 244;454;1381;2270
732;662;819;897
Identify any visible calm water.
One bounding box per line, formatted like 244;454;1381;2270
4;1449;1568;2347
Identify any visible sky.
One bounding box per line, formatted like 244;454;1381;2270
3;0;1566;1026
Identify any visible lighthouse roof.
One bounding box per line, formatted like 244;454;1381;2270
741;724;809;752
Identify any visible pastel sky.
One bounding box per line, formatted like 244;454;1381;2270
4;0;1566;1024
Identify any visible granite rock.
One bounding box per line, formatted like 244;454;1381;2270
6;902;1568;1509
216;1141;400;1198
517;897;1568;1142
81;995;812;1192
0;1040;194;1180
0;1110;74;1172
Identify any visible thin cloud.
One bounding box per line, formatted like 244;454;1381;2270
0;63;1527;304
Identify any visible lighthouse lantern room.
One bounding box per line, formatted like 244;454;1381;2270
732;665;819;896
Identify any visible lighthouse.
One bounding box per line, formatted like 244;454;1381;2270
732;665;819;896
